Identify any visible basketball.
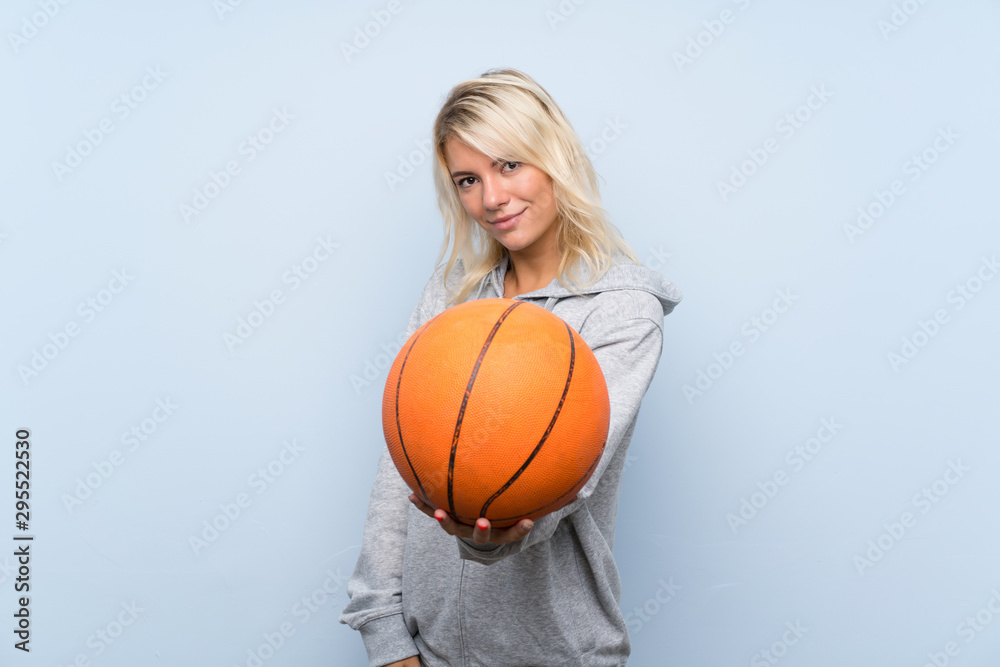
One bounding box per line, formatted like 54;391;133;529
382;298;610;529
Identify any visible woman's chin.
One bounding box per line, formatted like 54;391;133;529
495;235;531;253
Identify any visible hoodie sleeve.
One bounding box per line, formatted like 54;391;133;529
338;264;450;667
455;289;665;565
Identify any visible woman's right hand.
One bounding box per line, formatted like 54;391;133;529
382;657;421;667
408;494;535;545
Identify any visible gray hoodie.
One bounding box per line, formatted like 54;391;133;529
340;253;682;667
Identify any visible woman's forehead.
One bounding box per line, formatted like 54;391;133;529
444;135;512;166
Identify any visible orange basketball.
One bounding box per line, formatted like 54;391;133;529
382;298;610;528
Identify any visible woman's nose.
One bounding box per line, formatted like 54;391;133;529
480;175;509;210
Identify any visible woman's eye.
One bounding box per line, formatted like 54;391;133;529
457;177;475;188
503;161;519;171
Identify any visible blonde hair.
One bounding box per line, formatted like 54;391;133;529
431;68;639;306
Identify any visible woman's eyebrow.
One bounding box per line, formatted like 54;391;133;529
451;160;501;178
451;159;505;179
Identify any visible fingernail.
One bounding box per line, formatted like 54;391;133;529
523;521;533;532
435;512;444;522
476;519;488;531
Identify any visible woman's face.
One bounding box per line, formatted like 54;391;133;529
444;136;559;256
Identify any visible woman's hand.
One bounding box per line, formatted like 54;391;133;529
381;657;421;667
408;494;534;545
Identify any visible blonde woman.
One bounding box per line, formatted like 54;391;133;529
340;68;682;667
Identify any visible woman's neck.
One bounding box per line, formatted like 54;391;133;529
503;248;560;299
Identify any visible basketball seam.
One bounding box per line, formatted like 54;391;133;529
478;320;577;518
394;316;441;505
451;443;603;525
447;301;523;517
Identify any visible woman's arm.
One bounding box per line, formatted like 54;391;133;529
339;447;421;664
338;265;451;666
453;292;666;565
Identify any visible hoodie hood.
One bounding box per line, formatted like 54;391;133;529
475;253;682;316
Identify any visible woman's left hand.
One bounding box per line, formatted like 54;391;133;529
408;494;534;545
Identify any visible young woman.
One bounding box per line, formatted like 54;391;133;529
340;68;682;667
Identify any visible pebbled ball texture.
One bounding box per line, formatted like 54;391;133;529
382;298;610;528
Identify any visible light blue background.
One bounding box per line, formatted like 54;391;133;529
2;1;999;665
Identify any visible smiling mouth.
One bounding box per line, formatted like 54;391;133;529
490;209;525;225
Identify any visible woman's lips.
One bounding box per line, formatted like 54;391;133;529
491;210;524;230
